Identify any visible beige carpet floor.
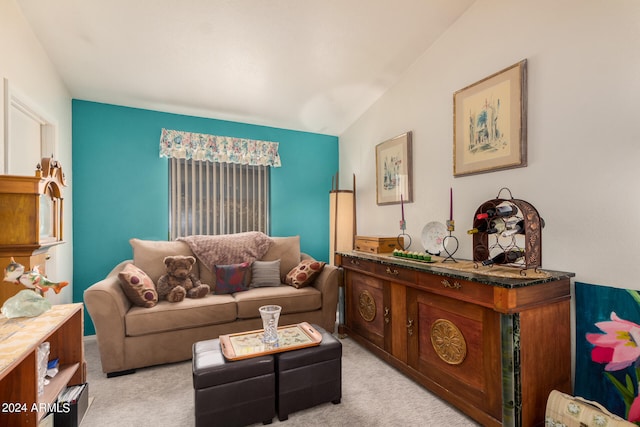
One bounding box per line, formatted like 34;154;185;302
82;335;480;426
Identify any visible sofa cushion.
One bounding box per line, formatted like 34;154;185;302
285;260;326;289
213;262;251;294
234;286;322;319
250;260;281;288
118;263;158;308
261;236;300;280
130;238;198;283
124;294;237;336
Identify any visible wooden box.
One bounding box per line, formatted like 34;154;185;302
354;236;402;254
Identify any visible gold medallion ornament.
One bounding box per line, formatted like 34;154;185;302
431;319;467;365
358;290;376;322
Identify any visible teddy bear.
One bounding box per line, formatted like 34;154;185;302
156;255;210;302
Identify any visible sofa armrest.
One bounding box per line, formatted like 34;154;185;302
300;253;338;295
83;260;132;373
301;254;339;332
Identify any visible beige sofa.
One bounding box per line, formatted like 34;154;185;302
84;235;339;377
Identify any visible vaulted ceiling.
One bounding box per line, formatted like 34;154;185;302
17;0;475;135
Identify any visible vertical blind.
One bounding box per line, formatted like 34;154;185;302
169;158;270;240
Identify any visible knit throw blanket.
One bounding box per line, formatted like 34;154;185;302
178;232;273;270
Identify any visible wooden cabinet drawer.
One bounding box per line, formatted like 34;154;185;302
375;263;417;284
342;256;377;274
417;272;494;307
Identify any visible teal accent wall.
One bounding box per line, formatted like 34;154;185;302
72;100;338;335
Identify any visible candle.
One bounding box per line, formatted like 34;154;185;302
401;194;405;221
449;187;453;221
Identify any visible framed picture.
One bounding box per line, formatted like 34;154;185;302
453;59;527;177
375;131;412;205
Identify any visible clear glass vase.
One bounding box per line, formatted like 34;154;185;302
259;305;281;344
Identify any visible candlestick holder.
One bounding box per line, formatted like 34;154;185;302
441;220;459;263
398;219;412;251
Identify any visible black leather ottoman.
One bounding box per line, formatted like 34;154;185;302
192;339;275;427
275;324;342;421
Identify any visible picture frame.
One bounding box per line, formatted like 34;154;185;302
453;59;527;177
375;131;412;205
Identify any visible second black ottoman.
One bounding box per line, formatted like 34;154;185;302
192;339;275;427
275;324;342;421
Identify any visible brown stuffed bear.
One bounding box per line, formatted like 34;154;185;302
156;255;210;302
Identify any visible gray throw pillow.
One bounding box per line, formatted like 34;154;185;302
250;260;282;287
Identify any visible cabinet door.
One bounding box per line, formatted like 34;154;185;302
407;288;502;421
345;270;390;350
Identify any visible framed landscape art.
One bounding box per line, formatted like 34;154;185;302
453;60;527;177
375;131;412;205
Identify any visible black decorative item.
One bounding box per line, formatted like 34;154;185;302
441;220;459;263
398;194;412;250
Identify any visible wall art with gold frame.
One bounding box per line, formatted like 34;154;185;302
453;60;527;177
375;131;412;205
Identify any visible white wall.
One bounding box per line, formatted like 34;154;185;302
340;0;640;290
0;0;73;303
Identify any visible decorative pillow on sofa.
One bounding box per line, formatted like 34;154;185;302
285;260;326;289
214;262;251;294
118;263;158;308
250;260;281;288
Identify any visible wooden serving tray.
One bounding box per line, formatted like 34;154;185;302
219;322;323;361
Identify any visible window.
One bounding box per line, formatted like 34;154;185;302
168;157;269;240
160;128;280;239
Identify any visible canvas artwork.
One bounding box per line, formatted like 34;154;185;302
575;281;640;424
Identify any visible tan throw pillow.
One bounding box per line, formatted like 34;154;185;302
262;236;300;280
130;238;198;283
118;263;158;308
285;260;325;289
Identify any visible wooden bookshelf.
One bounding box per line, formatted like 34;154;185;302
0;303;85;426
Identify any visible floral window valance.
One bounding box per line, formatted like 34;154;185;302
159;128;281;167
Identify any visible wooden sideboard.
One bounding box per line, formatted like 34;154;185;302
0;303;85;426
335;251;574;427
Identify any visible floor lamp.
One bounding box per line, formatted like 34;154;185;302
330;173;355;335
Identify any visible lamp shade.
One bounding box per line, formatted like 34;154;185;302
329;190;354;265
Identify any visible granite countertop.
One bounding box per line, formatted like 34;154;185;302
336;251;575;289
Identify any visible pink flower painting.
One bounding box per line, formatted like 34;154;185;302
587;312;640;371
587;309;640;424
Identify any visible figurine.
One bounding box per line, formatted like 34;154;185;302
3;258;69;294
